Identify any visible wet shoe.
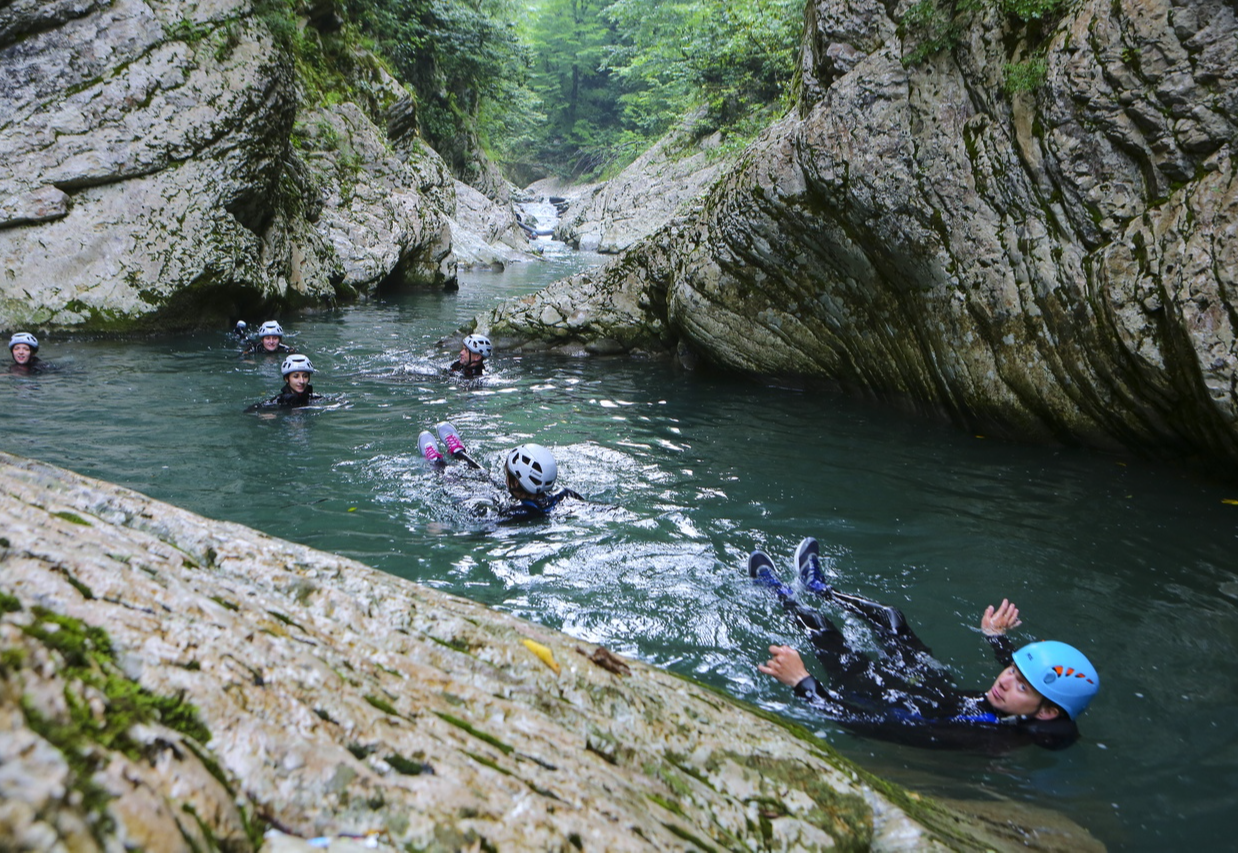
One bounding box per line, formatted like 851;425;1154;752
418;431;443;462
436;421;467;457
795;536;831;595
748;551;793;598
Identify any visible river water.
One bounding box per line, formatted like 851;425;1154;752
4;234;1237;851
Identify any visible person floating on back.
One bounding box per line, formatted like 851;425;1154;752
449;333;491;379
751;537;1099;752
239;320;296;357
418;423;581;522
248;354;323;410
8;332;45;374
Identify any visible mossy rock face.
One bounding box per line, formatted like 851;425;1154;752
0;0;455;332
483;0;1238;471
0;598;257;850
0;450;1103;851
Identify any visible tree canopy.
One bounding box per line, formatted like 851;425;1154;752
343;0;804;183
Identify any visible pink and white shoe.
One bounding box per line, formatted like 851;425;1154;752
418;431;443;462
436;422;467;457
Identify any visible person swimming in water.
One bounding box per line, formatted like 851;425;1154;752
239;320;296;357
751;538;1099;752
448;333;491;379
248;354;323;409
8;332;46;374
418;423;582;522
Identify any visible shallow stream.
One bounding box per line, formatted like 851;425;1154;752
4;238;1236;850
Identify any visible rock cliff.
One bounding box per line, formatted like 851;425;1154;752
0;0;530;332
0;451;1102;851
478;0;1238;469
553;110;733;254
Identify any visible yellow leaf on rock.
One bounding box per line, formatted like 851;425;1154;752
522;639;561;674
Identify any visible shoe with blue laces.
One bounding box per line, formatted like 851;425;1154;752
748;551;793;598
795;536;832;595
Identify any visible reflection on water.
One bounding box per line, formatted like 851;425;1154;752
3;249;1237;851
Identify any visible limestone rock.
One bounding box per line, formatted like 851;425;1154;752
0;0;519;331
554;110;733;254
0;450;1102;852
483;0;1238;470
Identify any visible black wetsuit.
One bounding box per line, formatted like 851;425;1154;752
781;594;1079;752
8;355;45;375
264;383;322;408
449;359;484;378
498;488;583;523
240;342;295;357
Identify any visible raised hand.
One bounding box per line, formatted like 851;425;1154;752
981;598;1022;636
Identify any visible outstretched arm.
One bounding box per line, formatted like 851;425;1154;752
981;598;1021;636
758;645;811;687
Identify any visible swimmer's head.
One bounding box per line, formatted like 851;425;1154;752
1007;640;1099;720
256;321;285;351
281;354;314;377
505;444;557;496
9;332;38;364
462;333;492;359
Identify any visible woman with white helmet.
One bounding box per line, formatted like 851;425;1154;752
8;332;45;374
247;354;323;410
499;442;582;522
239;320;296;357
753;538;1099;752
449;333;492;379
416;427;583;523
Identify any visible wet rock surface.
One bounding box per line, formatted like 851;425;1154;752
0;0;522;331
480;0;1238;469
0;450;1102;851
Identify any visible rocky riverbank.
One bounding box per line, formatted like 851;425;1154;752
0;450;1102;851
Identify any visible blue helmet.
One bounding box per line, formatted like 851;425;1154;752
1013;641;1099;720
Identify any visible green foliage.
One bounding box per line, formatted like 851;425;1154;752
902;0;1061;94
346;0;532;176
1004;56;1048;92
601;0;800;167
999;0;1066;21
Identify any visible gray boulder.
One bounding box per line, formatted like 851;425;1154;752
554;110;733;254
0;0;526;332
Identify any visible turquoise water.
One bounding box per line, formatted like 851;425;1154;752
4;248;1237;850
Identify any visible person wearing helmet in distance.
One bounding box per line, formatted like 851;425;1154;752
239;321;296;357
8;332;45;374
449;333;491;378
249;354;322;409
751;538;1098;752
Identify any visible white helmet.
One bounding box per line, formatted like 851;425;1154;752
464;333;493;358
9;332;38;352
505;444;557;495
281;354;314;376
257;320;285;338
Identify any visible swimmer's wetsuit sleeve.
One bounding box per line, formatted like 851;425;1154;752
985;633;1016;667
